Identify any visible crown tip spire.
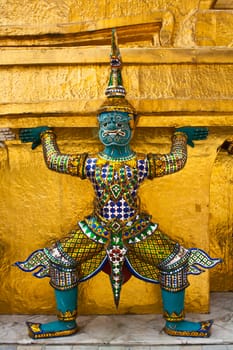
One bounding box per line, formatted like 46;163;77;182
111;28;120;58
105;28;126;98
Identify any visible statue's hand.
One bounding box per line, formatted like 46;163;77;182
175;126;208;147
0;128;16;142
19;126;50;149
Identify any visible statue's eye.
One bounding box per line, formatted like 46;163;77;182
117;123;122;128
103;122;108;127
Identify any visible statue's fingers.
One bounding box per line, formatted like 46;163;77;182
19;129;27;137
193;130;208;139
20;134;34;142
19;132;30;139
19;128;33;136
21;138;31;143
195;131;208;137
193;133;208;138
195;136;208;141
194;127;208;133
19;130;33;141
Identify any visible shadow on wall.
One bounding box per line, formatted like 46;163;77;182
209;138;233;292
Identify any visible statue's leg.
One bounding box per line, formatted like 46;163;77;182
160;261;213;337
161;288;212;337
26;255;79;339
16;227;105;339
27;286;78;339
126;228;214;338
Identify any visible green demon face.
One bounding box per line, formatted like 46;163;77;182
98;112;132;146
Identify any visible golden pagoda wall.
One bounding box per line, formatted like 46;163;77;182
209;150;233;292
0;0;233;315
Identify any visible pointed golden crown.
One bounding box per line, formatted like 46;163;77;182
98;29;137;120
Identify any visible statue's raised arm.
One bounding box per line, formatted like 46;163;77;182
147;126;208;179
176;126;208;148
19;127;87;178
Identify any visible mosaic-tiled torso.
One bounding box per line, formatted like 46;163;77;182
79;156;157;246
86;157;147;221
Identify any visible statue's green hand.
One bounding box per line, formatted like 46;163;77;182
175;126;208;147
19;126;50;149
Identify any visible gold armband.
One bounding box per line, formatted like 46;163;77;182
68;153;88;179
147;153;166;179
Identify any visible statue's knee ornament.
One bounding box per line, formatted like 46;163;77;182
44;244;79;290
159;245;190;292
49;264;78;290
